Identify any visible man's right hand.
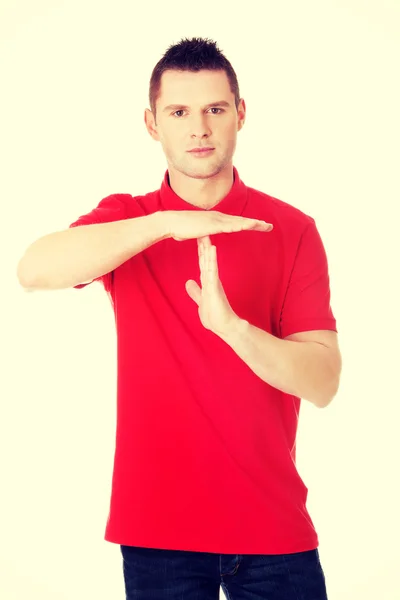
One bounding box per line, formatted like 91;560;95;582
165;210;273;242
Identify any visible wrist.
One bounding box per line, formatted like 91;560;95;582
152;210;171;241
218;315;249;342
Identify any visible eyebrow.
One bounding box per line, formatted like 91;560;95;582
162;100;231;113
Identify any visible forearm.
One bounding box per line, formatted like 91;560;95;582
17;211;169;291
218;319;339;408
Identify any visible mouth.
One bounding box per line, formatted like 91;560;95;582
188;148;215;156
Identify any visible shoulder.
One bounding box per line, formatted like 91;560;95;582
109;188;161;218
245;184;314;234
92;189;160;219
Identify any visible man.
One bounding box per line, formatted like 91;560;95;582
17;36;341;600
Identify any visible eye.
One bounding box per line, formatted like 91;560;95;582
172;108;224;118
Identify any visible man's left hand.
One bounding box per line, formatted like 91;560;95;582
185;236;239;336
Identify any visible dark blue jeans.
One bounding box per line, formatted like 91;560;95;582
120;545;328;599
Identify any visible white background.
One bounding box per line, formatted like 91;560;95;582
1;0;399;598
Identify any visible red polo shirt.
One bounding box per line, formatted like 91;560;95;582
69;166;337;554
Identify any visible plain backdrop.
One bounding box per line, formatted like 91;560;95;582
1;1;399;599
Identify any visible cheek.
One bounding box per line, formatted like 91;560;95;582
160;131;176;150
164;128;184;145
221;121;237;138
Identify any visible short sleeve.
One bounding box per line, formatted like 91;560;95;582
279;219;337;338
68;194;126;292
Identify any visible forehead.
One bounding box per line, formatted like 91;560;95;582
158;69;232;102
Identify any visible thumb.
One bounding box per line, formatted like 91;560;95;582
185;280;201;305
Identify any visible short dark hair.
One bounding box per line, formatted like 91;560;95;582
149;37;241;124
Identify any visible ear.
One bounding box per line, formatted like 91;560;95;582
144;108;160;141
237;98;246;131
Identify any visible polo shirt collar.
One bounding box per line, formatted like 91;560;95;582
159;166;248;215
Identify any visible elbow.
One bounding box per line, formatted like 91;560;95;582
17;258;34;289
316;352;342;408
314;377;340;409
314;395;333;409
17;256;43;291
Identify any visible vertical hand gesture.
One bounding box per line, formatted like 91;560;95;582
185;236;238;336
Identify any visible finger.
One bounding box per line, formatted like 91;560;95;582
204;244;217;286
201;243;209;287
199;243;206;288
210;245;218;281
244;219;272;230
204;239;212;275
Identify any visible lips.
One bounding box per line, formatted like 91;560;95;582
188;147;214;152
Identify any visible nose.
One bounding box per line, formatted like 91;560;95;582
190;114;212;139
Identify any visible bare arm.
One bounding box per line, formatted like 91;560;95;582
218;319;341;408
17;212;168;291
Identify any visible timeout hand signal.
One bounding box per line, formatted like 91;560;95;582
185;236;238;336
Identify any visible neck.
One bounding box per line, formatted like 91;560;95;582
167;162;234;210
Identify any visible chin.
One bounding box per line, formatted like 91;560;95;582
186;157;228;175
189;166;223;180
